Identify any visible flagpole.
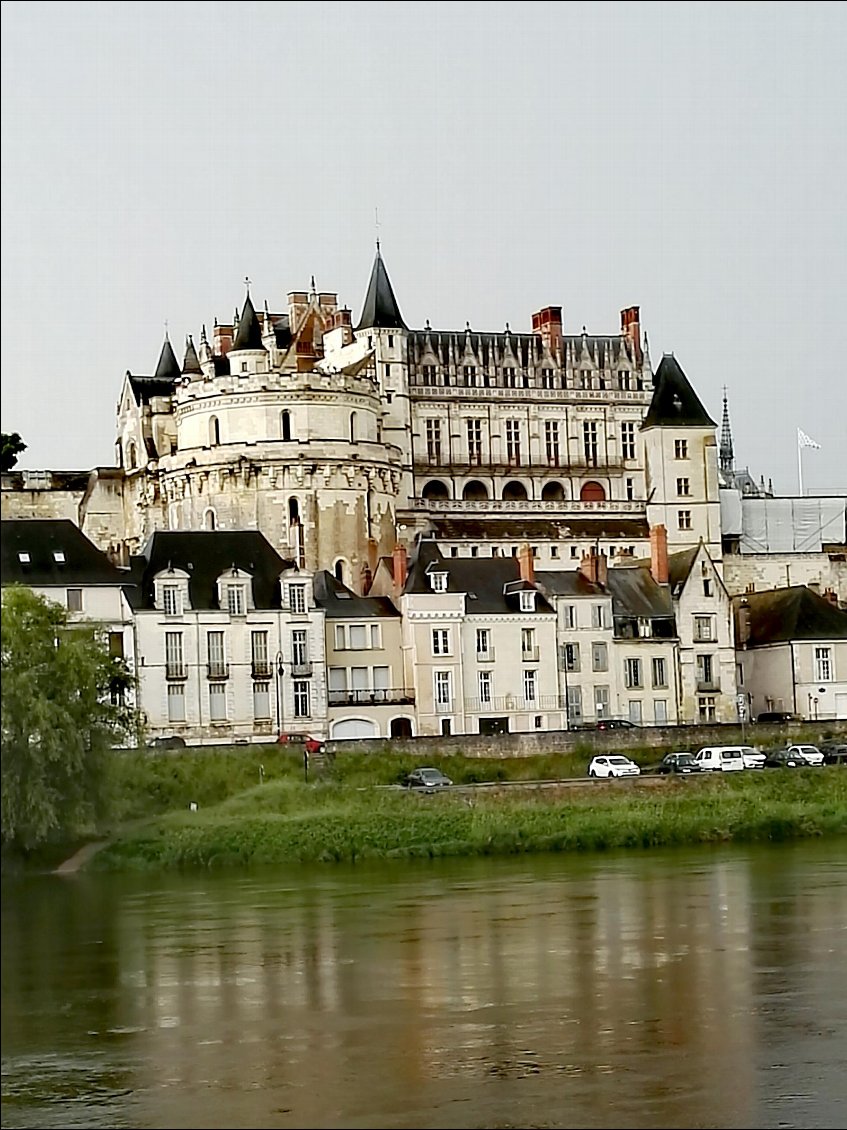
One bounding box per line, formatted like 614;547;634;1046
798;432;804;496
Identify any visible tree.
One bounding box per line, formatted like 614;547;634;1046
1;586;137;853
0;432;27;472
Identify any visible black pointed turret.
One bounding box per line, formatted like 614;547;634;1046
232;293;265;351
642;354;716;429
719;389;734;474
356;245;406;331
154;335;181;381
182;335;202;377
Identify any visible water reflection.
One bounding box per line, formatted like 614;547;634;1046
3;842;846;1129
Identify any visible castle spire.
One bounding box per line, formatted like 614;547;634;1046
720;385;734;475
355;244;406;331
154;333;180;381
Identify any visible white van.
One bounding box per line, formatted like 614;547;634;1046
693;746;745;772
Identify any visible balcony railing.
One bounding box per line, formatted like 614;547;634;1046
696;679;721;693
521;647;540;663
434;698;453;713
328;687;416;707
476;647;496;663
410;384;651;404
465;694;568;713
251;662;273;679
207;663;230;680
165;664;187;680
414;455;625;475
413;498;642;515
290;661;313;678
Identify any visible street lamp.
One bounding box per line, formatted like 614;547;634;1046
275;651;284;737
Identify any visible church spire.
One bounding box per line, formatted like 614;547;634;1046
356;244;406;331
719;385;734;475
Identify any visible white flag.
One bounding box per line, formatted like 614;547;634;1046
798;428;821;450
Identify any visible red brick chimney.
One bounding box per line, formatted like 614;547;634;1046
531;306;563;359
518;542;535;584
620;305;642;364
579;549;608;587
650;524;669;584
392;543;408;593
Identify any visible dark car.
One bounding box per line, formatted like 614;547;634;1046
756;711;797;724
594;718;638;731
656;752;701;775
405;767;453;792
821;743;847;766
148;735;187;749
763;749;810;768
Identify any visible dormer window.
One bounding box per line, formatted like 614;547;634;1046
519;590;536;613
53;551;66;565
429;572;448;593
17;551;30;565
227;584;246;616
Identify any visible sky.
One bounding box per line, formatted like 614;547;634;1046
1;1;845;494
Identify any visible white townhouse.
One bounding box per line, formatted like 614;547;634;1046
125;530;326;745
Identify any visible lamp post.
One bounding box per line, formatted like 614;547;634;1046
275;652;284;738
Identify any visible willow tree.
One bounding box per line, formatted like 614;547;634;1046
1;586;137;853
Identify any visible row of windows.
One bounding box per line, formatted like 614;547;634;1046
163;629;310;674
205;411;362;447
421;479;627;503
166;680;310;723
423;419;639;465
161;581;307;617
415;365;644;392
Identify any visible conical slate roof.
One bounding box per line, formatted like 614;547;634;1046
642;354;716;429
356;245;406;331
182;335;203;376
154;336;181;381
232;293;266;351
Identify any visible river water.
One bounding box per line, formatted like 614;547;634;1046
2;840;846;1129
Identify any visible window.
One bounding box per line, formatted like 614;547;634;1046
435;670;452;708
505;420;522;464
478;670;493;704
293;681;310;718
349;624;368;649
204;508;217;531
678;509;692;530
654;699;668;724
521;627;537;659
463;365;476;385
429;571;447;592
628;700;643;724
591;604;606;629
17;551;31;565
289;584;306;613
109;632;124;659
519;590;535;612
564;604;576;629
696;654;715;687
698;696;716;722
253;682;271;719
291;628;308;666
626;477;635;501
209;682;227;721
675;438;688;459
815;646;833;681
422;364;437;385
426;419;442;461
703;578;713;596
595;685;610;718
567;685;582;724
694;616;713;641
651;656;668;688
624;657;643;689
349;412;357;442
621;421;636;460
677;477;690;496
561;642;580;672
503;366;518;387
67;588;83;612
167;683;186;723
53;550;66;564
545;420;560;466
540;368;555;389
619;369;631;390
592;642;608;672
476;628;492;660
373;666;390;696
210;416;220;446
580;369;591;389
227;585;246;615
281;410;292;441
165;632;184;678
432;628;451;656
551;545;559;559
204;628;225;673
582;420;598;465
523;670;537;703
467;418;483;463
251;631;269;675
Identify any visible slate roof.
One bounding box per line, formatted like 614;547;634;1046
356;246;406;331
534;570;605;597
232;294;266;351
736;586;847;646
182;336;202;376
430;517;650;541
642;354;716;429
154;336;181;381
313;570;400;619
404;542;554;614
606;565;674;619
409;330;639;370
125;531;294;611
1;519;128;586
128;375;177;404
667;546;699;595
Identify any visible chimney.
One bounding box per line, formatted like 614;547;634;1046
518;542;535;584
579;548;608;587
620;305;642;364
823;587;839;606
213;322;233;356
531;306;563;359
392;543;408;593
737;599;751;647
359;562;372;595
650;524;669;584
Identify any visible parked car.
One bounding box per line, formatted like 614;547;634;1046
821;743;847;766
655;752;701;775
593;718;639;731
405;767;453;791
277;732;324;752
785;744;824;766
756;711;798;723
693;746;745;772
764;749;811;769
739;745;766;769
148;735;187;749
588;755;641;778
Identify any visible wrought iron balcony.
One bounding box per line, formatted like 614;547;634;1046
328;688;415;707
521;647;540;663
165;664;187;680
290;661;313;678
251;662;273;679
475;647;496;663
206;663;230;680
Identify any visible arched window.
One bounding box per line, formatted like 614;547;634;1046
203;508;217;531
542;481;565;501
349;412;357;442
289;497;300;524
503;481;528;501
127;442;137;470
422;479;449;501
580;480;606;502
334;559;345;583
462;480;489;501
209;416;220;446
281;410;291;442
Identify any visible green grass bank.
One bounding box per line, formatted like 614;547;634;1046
83;745;847;871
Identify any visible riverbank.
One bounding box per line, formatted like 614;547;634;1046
83;747;847;870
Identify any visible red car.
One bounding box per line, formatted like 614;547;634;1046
276;732;325;754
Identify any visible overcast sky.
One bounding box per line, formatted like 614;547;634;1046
2;1;845;494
